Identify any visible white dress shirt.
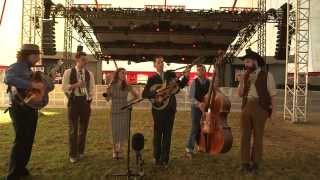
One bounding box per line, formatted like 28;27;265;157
246;68;277;98
62;66;95;99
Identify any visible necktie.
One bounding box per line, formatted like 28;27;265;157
79;70;85;95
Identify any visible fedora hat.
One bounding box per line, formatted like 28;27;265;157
240;48;265;67
19;44;41;54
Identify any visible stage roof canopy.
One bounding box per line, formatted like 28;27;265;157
73;5;264;64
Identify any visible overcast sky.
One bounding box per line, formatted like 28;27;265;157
0;0;319;71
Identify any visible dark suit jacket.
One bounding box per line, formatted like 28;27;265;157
142;71;189;112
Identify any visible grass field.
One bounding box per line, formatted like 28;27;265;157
0;108;320;180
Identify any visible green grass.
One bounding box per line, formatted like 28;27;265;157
1;108;320;180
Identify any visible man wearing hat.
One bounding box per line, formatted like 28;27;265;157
62;49;95;163
237;49;277;173
4;44;55;179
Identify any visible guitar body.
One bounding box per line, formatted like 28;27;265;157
11;60;63;109
149;83;179;110
26;82;49;109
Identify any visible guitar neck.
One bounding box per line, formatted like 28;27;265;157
204;53;224;111
47;61;63;78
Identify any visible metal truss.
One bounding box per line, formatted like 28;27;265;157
224;19;263;63
63;0;73;63
72;16;104;61
223;5;286;63
223;6;277;63
55;3;104;62
284;0;310;123
21;0;42;52
257;0;266;59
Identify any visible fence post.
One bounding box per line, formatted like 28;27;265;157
1;84;4;106
53;87;56;106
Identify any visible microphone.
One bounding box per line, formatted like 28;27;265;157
132;133;144;152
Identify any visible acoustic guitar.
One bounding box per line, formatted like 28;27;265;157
10;60;64;109
149;56;205;110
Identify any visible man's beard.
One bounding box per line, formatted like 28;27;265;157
26;60;34;67
245;64;257;73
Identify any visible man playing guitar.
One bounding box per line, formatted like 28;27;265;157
4;44;55;180
142;56;190;168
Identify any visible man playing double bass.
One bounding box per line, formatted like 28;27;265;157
185;64;210;158
142;56;190;167
237;49;277;173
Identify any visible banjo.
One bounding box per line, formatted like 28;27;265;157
149;77;180;110
149;56;206;110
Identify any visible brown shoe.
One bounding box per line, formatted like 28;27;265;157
250;163;259;174
239;163;251;173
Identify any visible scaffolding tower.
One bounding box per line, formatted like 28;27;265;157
257;0;267;59
21;0;42;49
284;0;310;123
64;0;73;62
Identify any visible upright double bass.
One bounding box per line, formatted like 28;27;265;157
198;51;233;155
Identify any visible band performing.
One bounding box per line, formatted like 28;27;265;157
3;44;277;179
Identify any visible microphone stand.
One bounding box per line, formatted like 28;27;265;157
109;98;145;179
